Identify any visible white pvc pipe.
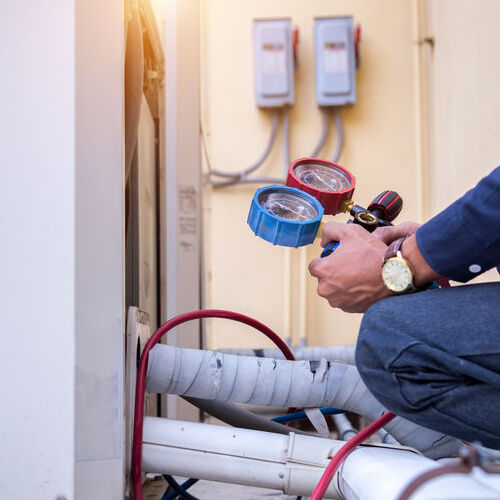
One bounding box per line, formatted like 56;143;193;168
143;416;342;498
142;417;500;500
146;344;460;458
333;413;358;441
339;446;500;500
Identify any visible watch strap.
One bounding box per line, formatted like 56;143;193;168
384;237;406;261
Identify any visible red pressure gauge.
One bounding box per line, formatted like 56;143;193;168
286;158;356;215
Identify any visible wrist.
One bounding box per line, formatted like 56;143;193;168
401;235;440;287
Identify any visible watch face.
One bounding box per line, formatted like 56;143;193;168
382;258;413;293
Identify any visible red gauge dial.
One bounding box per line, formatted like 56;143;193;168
286;158;355;215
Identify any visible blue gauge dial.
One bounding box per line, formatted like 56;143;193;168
248;186;324;247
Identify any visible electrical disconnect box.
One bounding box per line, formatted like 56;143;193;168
315;16;356;106
253;18;294;108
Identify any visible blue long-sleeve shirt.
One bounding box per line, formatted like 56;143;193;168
416;166;500;282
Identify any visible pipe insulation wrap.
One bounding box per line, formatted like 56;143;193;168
146;344;461;459
219;344;356;365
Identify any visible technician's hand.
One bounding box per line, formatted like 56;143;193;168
308;222;391;313
373;221;421;245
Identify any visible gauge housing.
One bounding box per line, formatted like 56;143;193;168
286;157;355;215
247;185;324;247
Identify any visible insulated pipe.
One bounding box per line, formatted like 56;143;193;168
142;417;500;500
146;344;460;459
218;344;356;365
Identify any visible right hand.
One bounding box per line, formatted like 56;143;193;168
373;221;421;245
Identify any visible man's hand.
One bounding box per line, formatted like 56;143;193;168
308;222;391;313
373;221;420;244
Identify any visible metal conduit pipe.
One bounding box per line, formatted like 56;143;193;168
331;107;344;163
142;417;500;500
310;108;330;158
182;396;314;437
218;344;356;365
209;111;279;179
146;344;460;459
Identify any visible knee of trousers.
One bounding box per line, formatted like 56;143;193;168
355;298;414;411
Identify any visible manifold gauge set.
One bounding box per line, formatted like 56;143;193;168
247;158;403;256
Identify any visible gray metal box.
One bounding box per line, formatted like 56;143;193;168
315;16;356;106
253;18;294;108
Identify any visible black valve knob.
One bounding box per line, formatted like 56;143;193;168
368;190;403;222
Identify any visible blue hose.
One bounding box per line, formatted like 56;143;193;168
162;476;200;500
271;407;346;424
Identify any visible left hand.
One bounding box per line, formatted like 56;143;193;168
308;222;392;313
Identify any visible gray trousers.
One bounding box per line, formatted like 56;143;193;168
356;282;500;449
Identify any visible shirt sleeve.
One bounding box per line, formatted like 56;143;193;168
416;166;500;282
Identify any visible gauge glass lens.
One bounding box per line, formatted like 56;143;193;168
259;190;319;221
293;163;352;192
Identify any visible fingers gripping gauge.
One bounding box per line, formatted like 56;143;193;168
286;158;355;215
247;186;324;247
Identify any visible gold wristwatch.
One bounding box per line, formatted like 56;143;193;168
381;238;417;293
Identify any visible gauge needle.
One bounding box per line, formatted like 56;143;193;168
273;201;309;220
308;171;334;190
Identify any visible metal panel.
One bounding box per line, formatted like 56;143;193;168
128;97;159;332
0;2;76;498
74;0;125;498
315;16;356;106
253;18;294;107
161;0;203;421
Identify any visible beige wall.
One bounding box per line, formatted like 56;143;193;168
421;0;500;284
200;0;500;349
423;0;500;213
201;0;421;349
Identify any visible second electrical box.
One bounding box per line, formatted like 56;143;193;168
253;18;294;108
315;16;356;106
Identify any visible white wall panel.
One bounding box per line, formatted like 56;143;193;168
0;2;76;498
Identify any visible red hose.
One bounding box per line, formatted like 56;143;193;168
132;309;295;500
309;411;397;500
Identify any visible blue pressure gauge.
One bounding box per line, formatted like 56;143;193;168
247;185;324;247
